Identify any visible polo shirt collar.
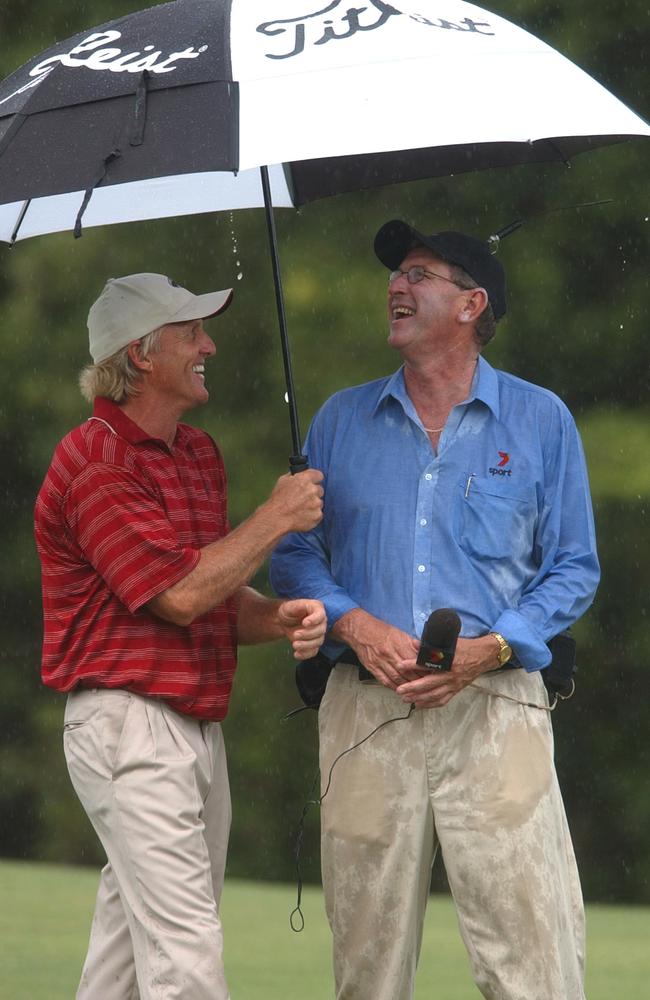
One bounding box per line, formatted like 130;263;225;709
374;355;500;421
92;397;172;447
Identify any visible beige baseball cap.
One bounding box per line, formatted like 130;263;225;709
87;273;234;363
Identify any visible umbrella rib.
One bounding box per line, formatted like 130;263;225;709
10;199;31;244
540;137;571;166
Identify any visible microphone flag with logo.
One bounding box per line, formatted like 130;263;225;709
416;609;462;671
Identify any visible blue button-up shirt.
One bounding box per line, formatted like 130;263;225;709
270;357;600;670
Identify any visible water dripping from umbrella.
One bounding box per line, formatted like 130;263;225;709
228;211;289;409
229;211;243;282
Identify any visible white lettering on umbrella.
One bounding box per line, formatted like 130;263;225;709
28;31;208;79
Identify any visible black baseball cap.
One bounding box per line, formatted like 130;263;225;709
374;219;506;320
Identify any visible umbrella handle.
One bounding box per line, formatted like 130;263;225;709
260;165;309;474
289;454;309;474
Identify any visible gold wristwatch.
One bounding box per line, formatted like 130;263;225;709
489;631;513;667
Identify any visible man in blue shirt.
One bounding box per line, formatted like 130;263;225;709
270;219;599;1000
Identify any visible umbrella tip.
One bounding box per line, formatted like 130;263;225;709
487;199;614;252
487;219;525;252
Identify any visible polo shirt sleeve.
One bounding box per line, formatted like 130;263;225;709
63;462;200;614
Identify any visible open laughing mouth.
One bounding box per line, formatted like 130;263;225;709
391;304;415;321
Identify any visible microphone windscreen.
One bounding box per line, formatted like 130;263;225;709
417;608;461;671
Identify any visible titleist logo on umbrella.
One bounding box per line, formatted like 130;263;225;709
28;30;209;80
257;1;495;60
12;3;499;92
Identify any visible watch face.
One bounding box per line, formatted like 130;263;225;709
491;633;511;666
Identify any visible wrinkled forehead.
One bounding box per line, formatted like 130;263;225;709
157;316;204;342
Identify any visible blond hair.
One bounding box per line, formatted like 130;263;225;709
79;328;163;404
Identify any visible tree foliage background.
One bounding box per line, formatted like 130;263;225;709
0;1;648;905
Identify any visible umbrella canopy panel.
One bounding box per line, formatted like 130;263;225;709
232;0;650;170
0;0;648;242
0;165;296;243
0;0;239;208
0;82;238;204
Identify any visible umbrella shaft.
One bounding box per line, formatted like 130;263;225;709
260;165;305;467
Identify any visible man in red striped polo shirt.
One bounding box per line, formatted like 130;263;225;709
34;272;326;1000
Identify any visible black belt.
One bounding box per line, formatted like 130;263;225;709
336;646;522;678
336;648;374;681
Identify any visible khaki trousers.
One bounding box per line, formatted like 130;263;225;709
319;667;585;1000
63;688;231;1000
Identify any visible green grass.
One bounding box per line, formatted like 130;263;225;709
1;860;648;998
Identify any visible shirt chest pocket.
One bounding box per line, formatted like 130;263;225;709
453;475;538;562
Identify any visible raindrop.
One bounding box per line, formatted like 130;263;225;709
284;392;289;403
228;213;243;282
229;211;239;258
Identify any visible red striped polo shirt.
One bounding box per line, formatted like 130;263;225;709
34;397;238;721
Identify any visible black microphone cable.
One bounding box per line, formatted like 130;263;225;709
288;608;457;930
288;702;415;932
468;680;573;711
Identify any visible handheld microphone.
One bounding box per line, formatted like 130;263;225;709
417;608;461;671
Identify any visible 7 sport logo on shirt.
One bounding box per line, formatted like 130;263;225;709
488;451;512;477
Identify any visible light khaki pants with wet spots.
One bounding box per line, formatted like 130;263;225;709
319;667;585;1000
63;688;231;1000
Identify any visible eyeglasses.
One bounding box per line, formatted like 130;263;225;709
388;265;462;288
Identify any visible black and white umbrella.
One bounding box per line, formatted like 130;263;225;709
1;0;648;459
